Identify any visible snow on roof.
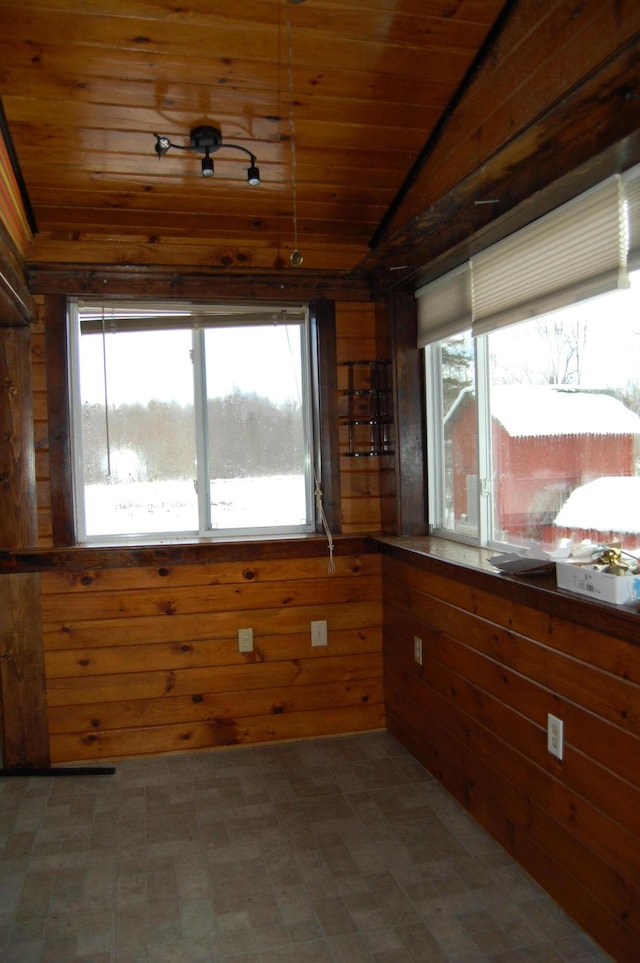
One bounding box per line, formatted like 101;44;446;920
488;386;640;437
554;476;640;533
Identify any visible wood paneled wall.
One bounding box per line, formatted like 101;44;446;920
336;299;392;535
21;291;388;764
30;297;51;546
0;318;50;767
381;547;640;963
41;547;383;762
31;295;387;545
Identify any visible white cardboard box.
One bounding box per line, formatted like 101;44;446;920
556;560;640;605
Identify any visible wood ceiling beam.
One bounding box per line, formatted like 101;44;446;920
26;264;374;302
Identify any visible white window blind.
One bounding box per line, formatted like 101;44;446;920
415;171;637;346
623;163;640;271
415;262;472;347
78;301;306;334
471;175;628;335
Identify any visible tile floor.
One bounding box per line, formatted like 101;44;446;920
0;732;613;963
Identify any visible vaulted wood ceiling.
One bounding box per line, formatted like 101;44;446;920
0;0;508;273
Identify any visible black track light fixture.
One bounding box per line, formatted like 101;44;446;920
201;148;214;178
153;125;260;185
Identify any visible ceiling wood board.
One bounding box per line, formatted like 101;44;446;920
0;0;507;272
373;0;640;248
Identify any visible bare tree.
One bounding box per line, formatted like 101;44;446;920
492;315;588;385
535;316;588;384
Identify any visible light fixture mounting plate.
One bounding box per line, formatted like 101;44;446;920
190;125;222;153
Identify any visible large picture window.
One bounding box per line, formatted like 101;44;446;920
422;167;640;553
68;300;315;541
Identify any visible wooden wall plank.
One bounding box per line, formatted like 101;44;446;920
384;595;640;790
47;676;384;732
335;299;385;534
40;572;382;623
44;628;382;678
43;599;382;650
385;555;640;681
39;553;380;592
0;319;51;768
0;573;50;767
49;702;385;763
39;547;384;762
0;325;37;544
45;652;382;708
382;549;640;963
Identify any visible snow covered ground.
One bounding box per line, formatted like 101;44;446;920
554;476;640;534
83;474;309;537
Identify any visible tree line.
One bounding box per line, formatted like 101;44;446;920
82;389;305;484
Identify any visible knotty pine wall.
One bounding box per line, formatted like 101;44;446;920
31;296;389;545
336;298;395;535
31;298;51;545
381;546;640;963
42;549;383;763
27;294;388;761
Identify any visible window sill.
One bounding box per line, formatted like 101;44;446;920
0;533;378;573
374;534;640;647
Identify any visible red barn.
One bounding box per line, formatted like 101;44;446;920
446;385;640;545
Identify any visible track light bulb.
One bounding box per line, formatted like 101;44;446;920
247;164;260;186
201;152;214;177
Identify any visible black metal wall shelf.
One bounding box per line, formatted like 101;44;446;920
340;360;394;457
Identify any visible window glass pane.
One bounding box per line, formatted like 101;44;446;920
72;302;314;541
78;329;198;536
488;271;640;552
439;331;478;538
204;324;309;531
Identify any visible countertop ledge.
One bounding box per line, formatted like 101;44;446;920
373;535;640;648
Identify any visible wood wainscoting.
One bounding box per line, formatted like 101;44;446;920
22;538;383;763
379;541;640;963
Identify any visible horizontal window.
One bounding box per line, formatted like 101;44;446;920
426;272;640;553
422;167;640;555
68;300;315;541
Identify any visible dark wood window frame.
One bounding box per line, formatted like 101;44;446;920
44;293;342;547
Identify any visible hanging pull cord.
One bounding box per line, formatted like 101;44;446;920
281;322;334;574
101;307;112;477
314;479;335;575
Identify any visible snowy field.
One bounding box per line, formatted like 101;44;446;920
83;474;309;537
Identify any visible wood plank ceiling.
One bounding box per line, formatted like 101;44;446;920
0;0;508;273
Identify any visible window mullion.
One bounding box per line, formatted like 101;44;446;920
192;328;210;535
68;300;88;540
425;345;445;532
299;320;316;526
475;335;493;546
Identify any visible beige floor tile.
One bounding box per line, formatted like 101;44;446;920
0;733;614;963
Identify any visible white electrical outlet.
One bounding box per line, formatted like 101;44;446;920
238;627;253;653
311;619;328;646
414;636;423;665
547;713;564;760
